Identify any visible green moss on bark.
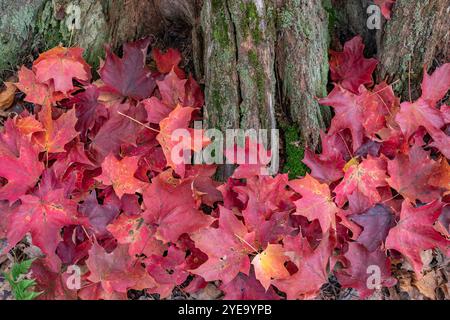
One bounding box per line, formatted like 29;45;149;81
239;1;261;44
211;0;230;47
282;126;308;179
0;0;46;78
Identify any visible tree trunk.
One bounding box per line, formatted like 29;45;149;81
329;0;450;101
0;0;448;180
377;0;450;101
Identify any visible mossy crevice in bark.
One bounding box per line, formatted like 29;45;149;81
239;1;261;45
329;0;378;56
211;0;231;48
282;125;308;179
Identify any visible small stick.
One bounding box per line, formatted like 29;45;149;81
118;111;160;133
234;233;259;253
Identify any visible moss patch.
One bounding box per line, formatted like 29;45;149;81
239;1;261;45
211;0;230;47
282;126;308;179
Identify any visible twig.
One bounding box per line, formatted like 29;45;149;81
117;111;160;133
234;233;259;253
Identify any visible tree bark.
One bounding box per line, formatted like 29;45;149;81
377;0;450;101
275;0;331;148
329;0;450;101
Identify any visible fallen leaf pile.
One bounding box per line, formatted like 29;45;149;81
0;35;448;300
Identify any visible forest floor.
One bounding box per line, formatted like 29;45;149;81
1;240;448;300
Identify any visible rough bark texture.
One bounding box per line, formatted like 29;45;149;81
330;0;450;101
200;0;278;131
276;0;331;148
377;0;450;101
330;0;378;55
0;0;199;75
200;0;240;132
199;0;331;179
0;0;46;76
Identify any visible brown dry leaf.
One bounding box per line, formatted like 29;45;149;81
0;82;17;111
189;283;222;300
413;271;439;299
397;270;417;298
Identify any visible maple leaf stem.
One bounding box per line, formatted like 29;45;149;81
382;192;401;204
81;225;94;243
117;111;160;133
234;233;259;253
45;151;49;168
408;60;412;102
370;79;400;118
79;281;97;290
370;79;400;97
338;132;353;157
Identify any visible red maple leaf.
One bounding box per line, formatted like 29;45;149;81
4;172;81;271
15;66;57;105
273;233;335;299
99;38;156;100
329;36;378;93
374;0;396;19
95;154;148;198
142;171;213;243
290;174;338;232
70;85;108;135
152;47;185;78
334;156;388;207
385;200;449;276
15;114;44;136
107;214;166;258
336;242;396;299
85;242;156;294
320;85;390;151
220;268;281;300
233;174;294;242
396;98;445;142
31;260;78;300
90;102;147;161
349;204;395;252
386;145;442;203
78;191;120;237
302;132;346;184
0;120;44;202
56;226;91;265
190;206;254;284
33;105;78;153
146;246;189;298
421;64;450;106
141;96;174;124
157;105;209;177
33;46;91;94
156;70;188;108
252;243;290;290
